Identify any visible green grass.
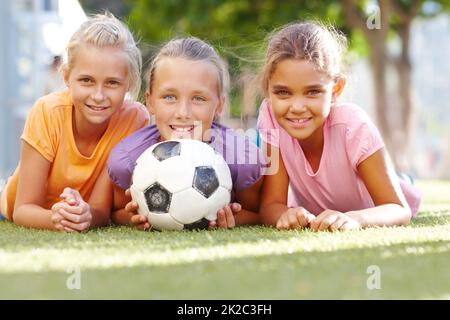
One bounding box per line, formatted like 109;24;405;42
0;180;449;299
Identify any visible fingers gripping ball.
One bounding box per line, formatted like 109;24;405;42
130;139;232;230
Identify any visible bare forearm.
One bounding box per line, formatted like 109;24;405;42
347;203;411;228
235;209;261;226
111;208;133;226
13;204;56;230
90;207;112;227
260;202;289;226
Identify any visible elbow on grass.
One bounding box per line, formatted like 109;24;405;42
397;204;412;226
403;207;412;226
259;207;276;227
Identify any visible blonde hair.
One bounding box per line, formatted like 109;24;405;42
145;37;230;108
261;21;347;96
63;12;142;100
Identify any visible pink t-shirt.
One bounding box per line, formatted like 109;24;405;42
257;100;421;217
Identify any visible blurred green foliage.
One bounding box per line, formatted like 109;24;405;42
126;0;345;115
127;0;344;74
80;0;449;117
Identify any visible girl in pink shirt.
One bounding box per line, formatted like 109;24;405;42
257;22;421;231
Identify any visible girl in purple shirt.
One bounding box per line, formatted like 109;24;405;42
108;37;264;230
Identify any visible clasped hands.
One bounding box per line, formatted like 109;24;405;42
276;207;361;232
51;187;92;232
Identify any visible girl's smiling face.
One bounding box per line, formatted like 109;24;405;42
268;58;345;145
64;45;129;130
146;57;224;141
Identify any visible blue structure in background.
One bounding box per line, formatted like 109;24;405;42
0;0;61;182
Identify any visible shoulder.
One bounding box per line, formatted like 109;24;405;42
328;102;382;141
32;91;72;116
115;100;149;121
257;99;279;130
212;122;260;154
328;102;375;129
114;124;160;154
330;103;384;166
108;125;160;190
256;99;282;147
211;123;263;191
26;91;71;130
327;102;381;139
21;92;71;161
120;100;148;114
109;100;150;139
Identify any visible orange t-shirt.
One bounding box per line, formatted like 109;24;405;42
1;91;149;219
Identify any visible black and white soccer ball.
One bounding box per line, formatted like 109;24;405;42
130;139;232;230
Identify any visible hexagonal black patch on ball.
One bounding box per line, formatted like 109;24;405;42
143;183;172;213
152;141;181;161
184;218;209;230
193;166;219;198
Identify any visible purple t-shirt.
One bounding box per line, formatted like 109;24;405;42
108;123;263;194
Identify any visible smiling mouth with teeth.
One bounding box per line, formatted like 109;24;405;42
86;104;109;111
286;117;313;129
170;125;195;132
289;118;312;123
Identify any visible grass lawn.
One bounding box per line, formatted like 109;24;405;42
0;180;449;299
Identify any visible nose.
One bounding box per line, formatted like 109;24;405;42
175;99;192;119
92;86;106;103
290;97;307;113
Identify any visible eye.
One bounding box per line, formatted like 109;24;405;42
107;80;121;87
306;89;323;96
273;89;290;97
163;94;176;102
78;77;93;84
193;95;206;102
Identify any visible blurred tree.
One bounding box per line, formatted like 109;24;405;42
127;0;344;71
341;0;448;172
79;0;132;18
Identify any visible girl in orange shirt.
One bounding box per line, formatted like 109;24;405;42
0;13;149;231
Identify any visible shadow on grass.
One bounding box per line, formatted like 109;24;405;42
0;240;448;299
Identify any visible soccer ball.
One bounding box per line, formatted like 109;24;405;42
130;139;232;231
